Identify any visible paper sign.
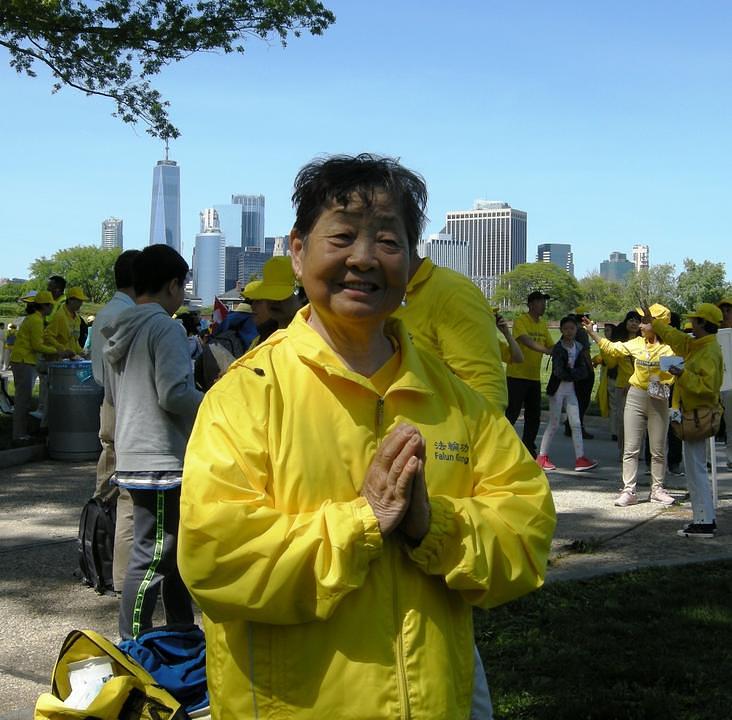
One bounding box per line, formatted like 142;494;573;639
659;356;684;372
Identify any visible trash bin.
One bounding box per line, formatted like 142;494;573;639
47;360;103;461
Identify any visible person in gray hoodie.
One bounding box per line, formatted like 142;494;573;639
104;244;203;639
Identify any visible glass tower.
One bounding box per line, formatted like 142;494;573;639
232;194;265;251
149;159;181;253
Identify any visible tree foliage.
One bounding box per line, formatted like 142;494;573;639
493;263;582;319
577;272;626;319
622;263;681;313
28;245;121;303
1;0;335;137
676;259;731;311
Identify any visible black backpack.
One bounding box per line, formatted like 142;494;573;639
77;496;117;595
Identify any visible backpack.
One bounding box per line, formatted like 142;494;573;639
34;629;187;720
77;497;117;596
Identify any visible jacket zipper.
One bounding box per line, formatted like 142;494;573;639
377;395;410;718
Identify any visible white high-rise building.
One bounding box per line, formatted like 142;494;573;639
632;244;649;271
193;208;225;306
418;233;468;276
101;217;123;249
443;201;527;297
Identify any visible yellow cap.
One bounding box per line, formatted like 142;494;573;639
717;296;732;308
243;257;296;301
636;303;671;324
23;290;54;304
686;302;723;326
67;287;88;301
574;305;591;316
234;302;252;313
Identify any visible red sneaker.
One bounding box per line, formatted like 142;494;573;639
536;454;556;471
575;456;598;471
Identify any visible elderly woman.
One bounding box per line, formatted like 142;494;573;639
179;154;555;719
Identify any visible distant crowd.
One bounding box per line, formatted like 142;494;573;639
3;153;731;719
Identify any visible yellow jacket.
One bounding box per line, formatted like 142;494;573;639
652;321;723;411
392;257;507;410
44;304;82;355
9;312;57;365
598;336;675;391
179;309;555;720
506;312;554;382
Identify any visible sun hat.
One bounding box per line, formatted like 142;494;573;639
685;303;723;326
243;257;296;302
716;296;732;308
66;287;88;301
234;302;252;313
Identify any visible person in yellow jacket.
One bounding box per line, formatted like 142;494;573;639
651;304;724;537
392;253;507;411
44;286;87;357
9;291;67;444
584;304;676;508
179;154;556;720
718;295;732;470
505;291;554;456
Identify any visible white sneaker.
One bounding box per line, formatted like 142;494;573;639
650;488;675;506
615;490;637;507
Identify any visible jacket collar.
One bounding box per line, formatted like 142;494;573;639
281;307;434;397
406;257;435;294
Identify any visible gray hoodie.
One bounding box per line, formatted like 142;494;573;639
104;303;203;472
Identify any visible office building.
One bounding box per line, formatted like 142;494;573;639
224;246;242;291
600;251;635;282
193;208;225;306
239;247;271;286
149;153;181;253
418;233;469;276
443;201;527;297
537;243;574;276
101;217;123;250
266;236;289;256
632;244;650;271
232;194;265;251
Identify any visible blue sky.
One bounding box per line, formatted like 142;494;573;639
1;0;730;281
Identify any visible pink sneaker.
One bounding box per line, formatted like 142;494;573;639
536;454;556;471
575;456;598;471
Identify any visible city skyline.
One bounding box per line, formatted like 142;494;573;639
2;2;730;281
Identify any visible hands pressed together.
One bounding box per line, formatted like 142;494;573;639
361;423;431;543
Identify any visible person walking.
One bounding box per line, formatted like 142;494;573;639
104;245;202;639
585;304;676;507
565;306;595;440
505;291;554;456
536;315;598;472
651;304;724;537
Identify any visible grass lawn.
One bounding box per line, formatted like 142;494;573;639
478;560;732;720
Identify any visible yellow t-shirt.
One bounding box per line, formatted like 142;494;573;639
506;313;553;381
598;336;674;391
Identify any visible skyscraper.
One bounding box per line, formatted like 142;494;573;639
232;194;265;251
101;217;123;250
193;208;225;306
418;233;469;276
149;152;181;253
632;244;649;271
444;201;527;297
536;243;574;276
600;251;635;282
224;246;242;291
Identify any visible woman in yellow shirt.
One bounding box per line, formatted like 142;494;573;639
9;291;58;444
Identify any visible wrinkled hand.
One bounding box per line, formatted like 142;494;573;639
362;424;425;537
399;457;431;544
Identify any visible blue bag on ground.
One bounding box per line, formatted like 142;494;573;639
119;624;208;713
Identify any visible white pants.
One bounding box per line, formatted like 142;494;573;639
722;389;732;466
684;439;715;524
539;382;583;458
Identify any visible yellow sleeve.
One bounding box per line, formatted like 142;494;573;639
178;379;383;625
511;314;528;339
499;340;512;364
652;320;691;357
598;336;633;360
29;315;57;356
43;312;65;353
434;286;507;410
406;407;556;609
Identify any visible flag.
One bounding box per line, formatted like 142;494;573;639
212;296;229;331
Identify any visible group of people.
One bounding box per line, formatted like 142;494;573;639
7;277;91;444
6;153;731;718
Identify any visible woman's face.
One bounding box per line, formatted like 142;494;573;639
626;316;640;334
290;190;410;330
